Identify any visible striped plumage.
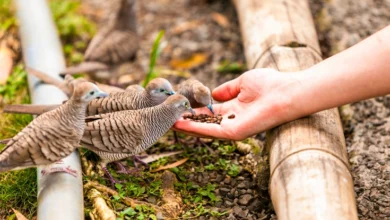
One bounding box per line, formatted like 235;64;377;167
85;78;174;115
4;78;175;116
0;80;108;173
80;94;195;167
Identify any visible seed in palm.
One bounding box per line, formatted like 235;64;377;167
183;114;223;124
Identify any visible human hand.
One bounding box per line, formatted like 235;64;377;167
173;68;303;140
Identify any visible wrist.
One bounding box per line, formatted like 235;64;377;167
276;70;313;123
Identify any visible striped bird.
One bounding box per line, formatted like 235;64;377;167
0;78;107;174
81;94;195;184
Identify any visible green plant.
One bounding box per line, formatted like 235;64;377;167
0;0;16;32
0;64;29;103
218;145;236;155
142;30;165;87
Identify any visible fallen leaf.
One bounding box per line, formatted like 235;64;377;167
171;20;202;34
140;151;183;164
12;208;28;220
151;158;189;172
0;42;14;84
211;12;230;28
170;53;208;70
159;68;191;79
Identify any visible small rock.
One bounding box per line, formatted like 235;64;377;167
224;200;234;207
238;194;253;205
232;206;248;218
237;182;246;189
219;188;230;196
224;177;231;184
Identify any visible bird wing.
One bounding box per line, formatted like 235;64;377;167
84;30;138;64
0;123;77;170
82;111;144;154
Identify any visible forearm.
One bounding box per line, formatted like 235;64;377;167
292;25;390;117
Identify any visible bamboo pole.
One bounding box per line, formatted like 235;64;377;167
232;0;358;219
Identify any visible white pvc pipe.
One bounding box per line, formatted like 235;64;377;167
15;0;84;219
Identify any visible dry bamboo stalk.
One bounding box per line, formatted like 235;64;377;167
233;0;358;219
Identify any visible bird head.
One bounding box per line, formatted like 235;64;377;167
165;94;195;115
146;78;175;103
194;85;214;114
71;79;108;103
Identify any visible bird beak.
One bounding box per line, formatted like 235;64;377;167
96;91;108;98
166;91;175;95
207;104;214;114
188;107;196;115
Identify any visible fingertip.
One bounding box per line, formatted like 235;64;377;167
212;77;241;101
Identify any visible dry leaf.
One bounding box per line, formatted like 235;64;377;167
211;12;230;28
0;42;14;84
151;158;189;172
171;20;202;34
12;208;28;220
159;68;192;79
170;53;208;70
140;151;183;164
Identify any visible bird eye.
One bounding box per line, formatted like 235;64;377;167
160;89;165;92
184;102;188;107
89;91;95;95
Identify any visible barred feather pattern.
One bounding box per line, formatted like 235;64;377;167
0;100;86;172
86;89;158;115
81;103;182;163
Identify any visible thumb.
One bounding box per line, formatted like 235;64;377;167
212;76;241;101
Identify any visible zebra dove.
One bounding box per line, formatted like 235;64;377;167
177;79;214;114
60;0;139;77
81;94;195;185
0;79;108;174
3;78;175;116
175;79;214;145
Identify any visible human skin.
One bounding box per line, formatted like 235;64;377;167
173;25;390;141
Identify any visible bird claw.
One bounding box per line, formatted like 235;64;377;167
133;155;149;168
114;161;141;176
102;166;123;188
41;165;78;177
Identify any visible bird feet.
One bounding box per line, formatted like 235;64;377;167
133;155;149;168
102;166;123;188
40;165;78;177
114;161;141;176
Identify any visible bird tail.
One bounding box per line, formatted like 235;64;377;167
0;138;12;145
59;62;109;76
0;160;12;173
3;104;60;115
26;67;64;88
